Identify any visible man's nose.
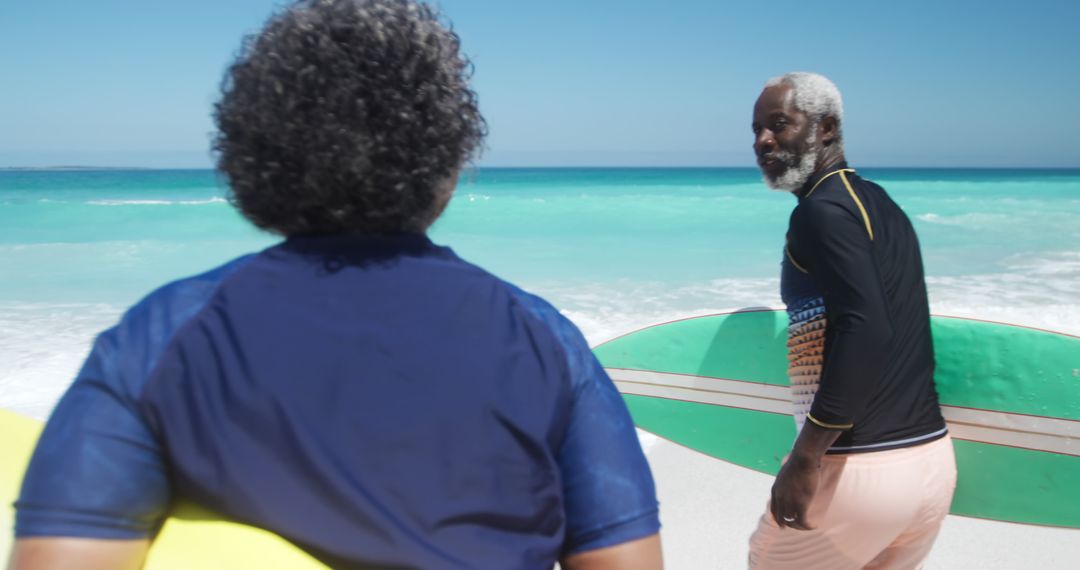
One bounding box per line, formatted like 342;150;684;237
754;130;775;154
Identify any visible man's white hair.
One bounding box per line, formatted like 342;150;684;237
764;72;844;137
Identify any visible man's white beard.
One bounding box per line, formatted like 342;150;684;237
763;129;820;192
763;149;818;192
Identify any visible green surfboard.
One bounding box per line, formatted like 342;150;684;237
594;309;1080;528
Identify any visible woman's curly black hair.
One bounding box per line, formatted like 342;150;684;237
213;0;486;235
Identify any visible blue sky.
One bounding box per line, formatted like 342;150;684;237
1;0;1078;168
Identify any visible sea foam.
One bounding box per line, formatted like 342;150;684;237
88;197;227;206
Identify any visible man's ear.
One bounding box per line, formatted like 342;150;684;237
819;116;839;146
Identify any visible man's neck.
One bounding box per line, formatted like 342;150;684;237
794;154;849;198
813;152;847;179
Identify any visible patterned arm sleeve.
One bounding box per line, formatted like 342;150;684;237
790;199;894;429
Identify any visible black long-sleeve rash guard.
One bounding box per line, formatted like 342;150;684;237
784;164;947;453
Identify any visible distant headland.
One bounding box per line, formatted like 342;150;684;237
0;166;154;171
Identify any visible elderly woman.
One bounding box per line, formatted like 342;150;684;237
9;1;661;568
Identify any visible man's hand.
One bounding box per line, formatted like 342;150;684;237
769;453;820;530
769;420;844;531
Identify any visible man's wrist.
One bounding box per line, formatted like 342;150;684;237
787;416;844;468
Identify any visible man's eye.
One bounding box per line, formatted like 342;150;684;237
773;120;787;131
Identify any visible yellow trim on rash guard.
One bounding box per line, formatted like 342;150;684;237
840;170;874;240
785;245;809;274
807;413;854;430
804;168;855;198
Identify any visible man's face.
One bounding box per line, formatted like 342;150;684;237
752;84;819;191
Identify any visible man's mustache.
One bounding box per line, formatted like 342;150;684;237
759;150;796;163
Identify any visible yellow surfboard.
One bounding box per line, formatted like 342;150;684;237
0;409;327;569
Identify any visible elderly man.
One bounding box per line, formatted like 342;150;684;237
8;2;661;569
747;72;956;569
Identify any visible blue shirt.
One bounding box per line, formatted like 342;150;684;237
16;234;659;569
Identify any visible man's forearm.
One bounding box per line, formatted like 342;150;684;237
7;538;149;570
790;420;844;465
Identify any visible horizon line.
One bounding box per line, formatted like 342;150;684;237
4;165;1080;172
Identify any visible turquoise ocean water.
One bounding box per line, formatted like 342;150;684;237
2;167;1079;418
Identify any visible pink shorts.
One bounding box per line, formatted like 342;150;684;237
749;435;957;570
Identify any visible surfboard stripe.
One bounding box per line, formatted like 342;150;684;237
609;368;792;416
607;368;1080;458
